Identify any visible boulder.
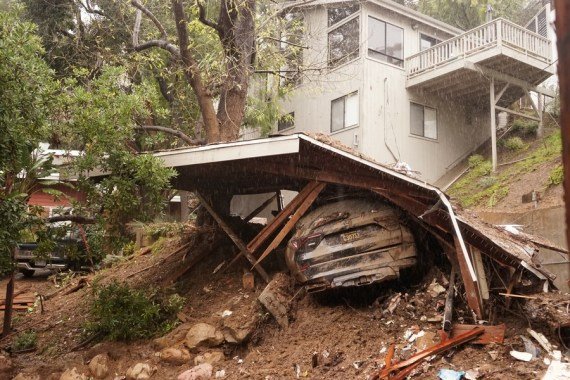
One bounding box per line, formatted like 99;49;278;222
184;323;224;351
89;353;110;379
222;317;256;344
154;323;193;349
159;347;192;365
12;373;40;380
125;363;157;380
177;364;213;380
60;368;88;380
193;351;225;366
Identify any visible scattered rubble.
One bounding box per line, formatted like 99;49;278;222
184;323;224;351
88;353;110;379
59;368;88;380
159;347;192;365
125;363;156;380
177;363;213;380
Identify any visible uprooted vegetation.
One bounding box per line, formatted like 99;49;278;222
448;129;563;208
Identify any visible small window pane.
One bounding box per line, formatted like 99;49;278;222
368;18;386;55
331;98;345;132
278;112;294;131
420;34;438;51
527;19;536;33
424;107;437;139
345;93;359;127
328;17;360;68
410;103;424;136
328;4;359;27
386;23;403;60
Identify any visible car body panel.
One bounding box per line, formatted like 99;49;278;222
285;198;417;292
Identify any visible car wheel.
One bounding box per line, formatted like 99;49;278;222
20;269;35;278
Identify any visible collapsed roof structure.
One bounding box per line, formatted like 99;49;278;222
151;133;565;319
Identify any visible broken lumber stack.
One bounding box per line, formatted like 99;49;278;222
0;293;35;311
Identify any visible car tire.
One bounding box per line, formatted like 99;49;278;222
20;269;35;278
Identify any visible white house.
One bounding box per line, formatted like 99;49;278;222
270;0;555;184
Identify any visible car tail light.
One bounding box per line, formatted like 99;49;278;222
289;233;323;254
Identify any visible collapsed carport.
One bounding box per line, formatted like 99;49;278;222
153;132;565;320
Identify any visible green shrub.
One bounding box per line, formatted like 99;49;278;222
88;281;181;341
502;137;526;151
12;331;37;351
468;154;485;168
478;176;497;189
548;165;564;187
512;119;538;136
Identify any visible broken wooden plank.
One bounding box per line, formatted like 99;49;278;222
243;193;278;223
197;193;270;283
252;182;325;268
443;267;456;332
454;236;484;319
504;267;523;309
247;181;320;253
449;324;505;344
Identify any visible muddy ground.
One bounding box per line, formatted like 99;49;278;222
0;228;567;380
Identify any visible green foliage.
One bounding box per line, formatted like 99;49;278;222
502;137;526;151
477;176;497;189
548;165;564;187
12;330;37;351
511;119;538;136
418;0;532;30
467;154;485;168
144;222;185;240
88;281;182;341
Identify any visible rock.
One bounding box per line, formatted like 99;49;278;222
184;323;224;351
160;347;192;365
12;373;40;380
177;364;213;380
126;363;157;380
0;355;13;375
222;318;256;344
258;273;291;328
154;323;193;349
194;351;225;366
60;368;88;380
427;280;446;297
89;353;110;379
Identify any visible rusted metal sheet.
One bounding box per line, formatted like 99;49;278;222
449;323;506;344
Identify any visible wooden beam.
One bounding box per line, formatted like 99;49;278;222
490;77;498;172
252;183;326;268
247;181;320;253
196;193;270;283
495;83;509;104
454;236;484;319
243;193;277;223
464;61;556;97
495;106;541;121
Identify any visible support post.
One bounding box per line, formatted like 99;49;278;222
537;93;544;138
196;193;270;283
454;237;484;319
490;77;497;172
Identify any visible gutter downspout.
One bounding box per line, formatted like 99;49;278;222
384;78;399;162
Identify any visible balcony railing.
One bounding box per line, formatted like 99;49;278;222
406;18;552;79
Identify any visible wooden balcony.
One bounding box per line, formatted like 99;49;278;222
405;18;554;104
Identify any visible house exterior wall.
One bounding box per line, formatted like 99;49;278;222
28;182;85;216
277;2;492;183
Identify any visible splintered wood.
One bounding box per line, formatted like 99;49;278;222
0;293;35;311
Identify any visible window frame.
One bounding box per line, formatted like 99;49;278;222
367;16;404;67
419;33;440;52
327;8;361;69
331;92;359;133
410;102;438;140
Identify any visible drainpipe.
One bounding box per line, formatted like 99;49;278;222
383;78;399;162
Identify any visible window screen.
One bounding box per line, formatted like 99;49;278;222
331;92;359;132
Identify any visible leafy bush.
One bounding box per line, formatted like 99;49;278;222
512;119;538;136
88;281;182;341
548;165;564;187
478;176;497;189
468;154;485;168
12;330;37;351
502;137;526;151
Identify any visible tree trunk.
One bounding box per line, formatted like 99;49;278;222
2;249;16;338
216;0;256;142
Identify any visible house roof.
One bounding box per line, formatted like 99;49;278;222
283;0;463;36
151;133;564;289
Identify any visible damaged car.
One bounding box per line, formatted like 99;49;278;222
285;197;417;292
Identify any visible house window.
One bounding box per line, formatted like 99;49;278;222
278;112;295;131
328;4;359;27
328;16;360;68
280;12;304;87
410;103;437;139
368;17;403;67
420;34;440;51
331;92;359;132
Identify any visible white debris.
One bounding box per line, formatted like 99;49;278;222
215;370;226;378
221;310;233;318
541;360;570;380
510;350;533;362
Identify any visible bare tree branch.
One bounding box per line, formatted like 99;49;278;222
130;0;168;39
76;0;106;17
132;39;181;57
196;0;222;33
134;125;205;146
